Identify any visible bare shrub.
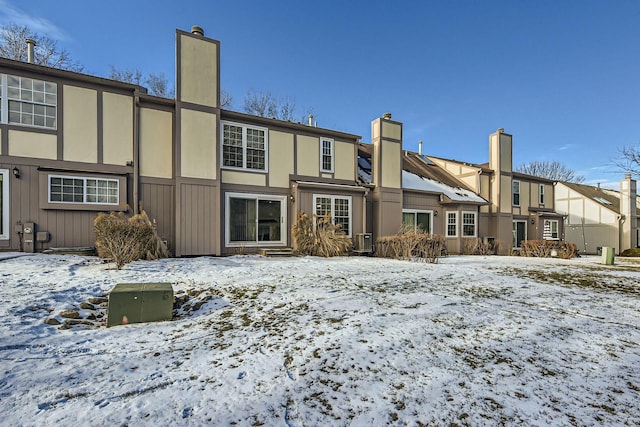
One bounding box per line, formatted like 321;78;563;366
519;240;577;259
291;211;352;257
375;226;446;263
94;210;170;269
464;238;500;255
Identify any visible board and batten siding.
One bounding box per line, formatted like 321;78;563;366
177;182;218;256
141;180;175;252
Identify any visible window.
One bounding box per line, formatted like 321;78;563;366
462;211;477;237
1;74;57;129
226;193;286;246
0;170;8;240
221;121;268;171
446;211;458;237
314;194;352;237
320;138;334;173
402;209;432;233
543;220;559;240
539;184;545;205
512;180;520;206
48;175;119;205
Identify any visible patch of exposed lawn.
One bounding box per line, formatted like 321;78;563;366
497;267;640;296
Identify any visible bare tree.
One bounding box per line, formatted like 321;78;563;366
0;22;83;71
220;88;233;109
109;66;174;98
614;146;640;178
243;89;277;118
515;160;585;183
145;72;174;98
243;89;311;122
108;66;143;85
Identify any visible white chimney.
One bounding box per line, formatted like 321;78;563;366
26;38;36;63
418;140;423;155
308;114;313;126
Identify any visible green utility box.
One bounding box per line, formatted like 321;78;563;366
107;283;173;327
601;247;615;265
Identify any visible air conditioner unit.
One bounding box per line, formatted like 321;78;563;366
354;233;373;254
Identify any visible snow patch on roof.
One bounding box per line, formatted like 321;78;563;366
402;170;486;203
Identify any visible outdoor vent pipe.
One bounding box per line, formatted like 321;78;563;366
191;26;204;36
418;140;423;155
26;38;36;63
308;114;313;126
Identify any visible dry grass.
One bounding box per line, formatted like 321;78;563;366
291;211;352;257
94;210;170;269
375;226;446;263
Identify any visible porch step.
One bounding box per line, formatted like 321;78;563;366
258;248;295;257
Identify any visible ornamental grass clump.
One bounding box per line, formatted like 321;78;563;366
94;210;170;269
291;211;352;257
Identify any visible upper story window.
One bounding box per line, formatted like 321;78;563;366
320;138;334;173
539;184;545;205
512;180;520;206
462;211;477;237
221;121;268;172
446;211;458;238
48;175;119;205
1;74;57;129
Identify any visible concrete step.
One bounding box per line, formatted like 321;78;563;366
258;248;295;257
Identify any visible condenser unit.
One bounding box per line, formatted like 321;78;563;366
353;233;373;254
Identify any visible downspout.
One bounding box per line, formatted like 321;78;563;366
133;92;140;214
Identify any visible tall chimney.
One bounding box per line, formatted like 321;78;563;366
308;114;313;126
418;140;423;155
26;38;36;63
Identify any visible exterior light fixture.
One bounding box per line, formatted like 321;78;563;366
289;195;295;203
12;167;20;179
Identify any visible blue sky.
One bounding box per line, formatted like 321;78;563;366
2;0;638;188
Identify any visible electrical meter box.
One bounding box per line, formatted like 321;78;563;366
107;283;173;327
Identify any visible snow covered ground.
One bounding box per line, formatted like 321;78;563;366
1;253;639;426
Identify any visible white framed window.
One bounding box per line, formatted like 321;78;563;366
221;121;268;172
543;219;559;240
446;211;458;238
462;211;477;237
48;175;119;205
320;138;334;173
313;194;352;237
539;184;545;205
402;209;433;234
225;192;286;247
1;74;57;129
512;180;520;206
0;170;9;240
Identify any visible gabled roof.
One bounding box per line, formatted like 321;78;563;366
357;143;487;204
560;181;621;214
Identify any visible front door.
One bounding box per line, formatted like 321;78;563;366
513;220;527;248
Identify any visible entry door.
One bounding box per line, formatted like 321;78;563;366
513;221;527;248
